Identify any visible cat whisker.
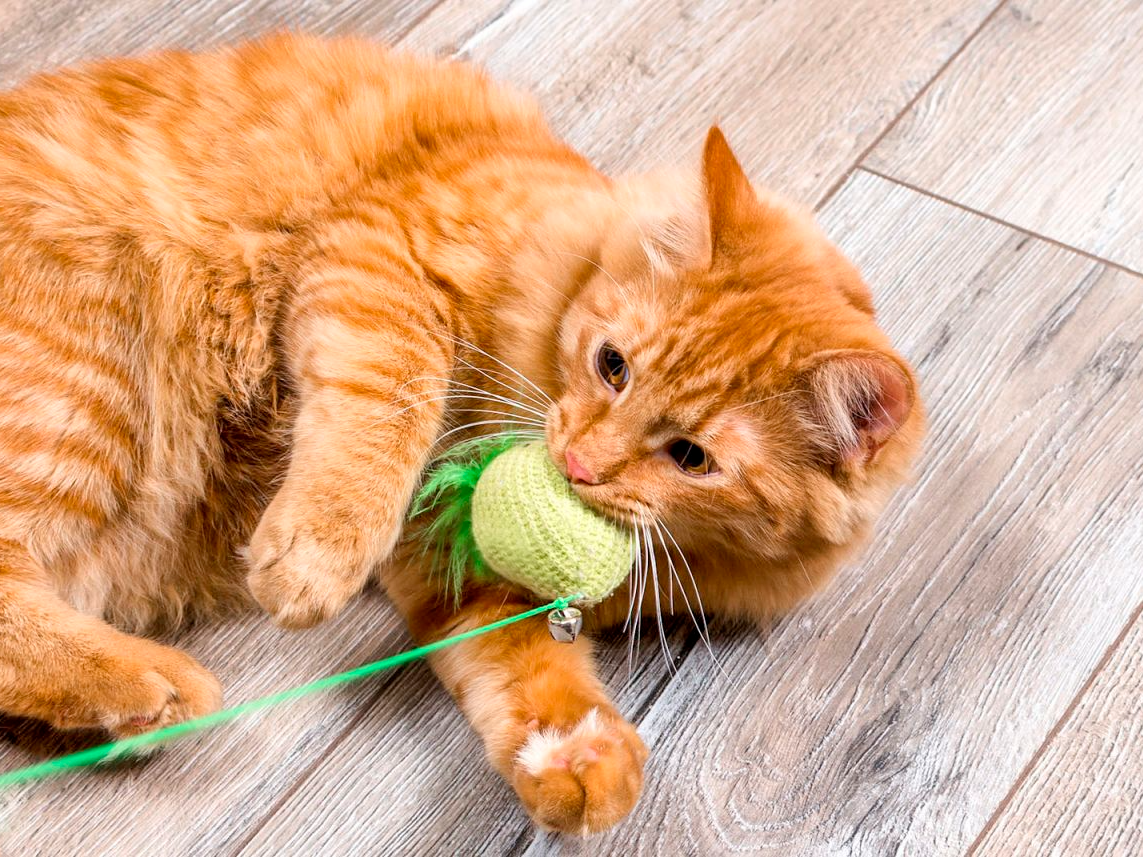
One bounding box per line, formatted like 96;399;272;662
623;523;641;676
521;271;576;306
451;358;552;412
395;376;547;415
438;427;544;451
630;514;652;671
399;380;549;420
654;516;728;681
796;554;812;590
400;393;546;427
363;395;545;434
445;409;547;427
725;390;807;412
434;418;546;446
641;520;673;674
435;332;554;406
553;251;637;313
600;195;660;304
357;391;455;432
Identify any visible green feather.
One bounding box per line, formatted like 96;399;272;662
409;433;523;602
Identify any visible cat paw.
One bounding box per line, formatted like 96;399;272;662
52;638;222;739
512;708;648;834
246;492;375;629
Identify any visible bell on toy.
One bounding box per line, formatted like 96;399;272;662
547;606;584;643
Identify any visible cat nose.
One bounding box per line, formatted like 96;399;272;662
565;449;599;485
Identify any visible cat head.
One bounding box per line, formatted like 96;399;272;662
546;128;923;594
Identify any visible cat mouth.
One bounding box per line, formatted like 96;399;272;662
569;485;643;530
547;438;644;529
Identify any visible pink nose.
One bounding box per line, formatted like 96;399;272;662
565;449;598;485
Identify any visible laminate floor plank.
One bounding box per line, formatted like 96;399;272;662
867;0;1143;273
975;610;1143;857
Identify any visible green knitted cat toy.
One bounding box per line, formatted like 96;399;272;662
410;436;634;606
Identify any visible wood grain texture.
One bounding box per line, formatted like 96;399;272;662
975;611;1143;856
866;0;1143;273
0;0;438;88
510;171;1143;856
238;628;697;856
0;590;410;857
436;0;1000;202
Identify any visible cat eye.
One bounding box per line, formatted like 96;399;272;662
667;440;718;476
596;343;630;392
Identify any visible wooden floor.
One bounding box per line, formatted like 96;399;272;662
2;1;1142;854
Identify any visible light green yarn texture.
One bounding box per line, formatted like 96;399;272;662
471;442;634;604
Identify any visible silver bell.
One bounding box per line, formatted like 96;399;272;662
547;606;583;643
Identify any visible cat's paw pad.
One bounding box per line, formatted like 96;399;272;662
512;708;647;835
53;640;221;739
246;498;372;629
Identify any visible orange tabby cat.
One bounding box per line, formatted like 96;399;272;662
0;34;923;833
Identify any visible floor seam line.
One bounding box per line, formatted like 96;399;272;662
814;0;1011;212
857;166;1143;279
963;597;1143;856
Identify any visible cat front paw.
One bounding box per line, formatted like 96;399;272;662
52;637;221;739
512;708;648;835
246;491;379;629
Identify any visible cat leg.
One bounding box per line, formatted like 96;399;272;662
247;209;454;628
385;569;647;834
0;540;221;737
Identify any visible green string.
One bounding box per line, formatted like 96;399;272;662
0;595;577;791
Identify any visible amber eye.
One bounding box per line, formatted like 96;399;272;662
667;440;718;476
596;343;630;391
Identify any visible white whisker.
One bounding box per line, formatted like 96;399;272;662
624;523;642;675
434;418;545;445
398;381;549;420
643;521;673;672
796;554;812;590
553;251;637;313
726;390;806;412
436;332;554;406
632;515;651;668
364;397;545;435
452;358;552;411
657;518;728;680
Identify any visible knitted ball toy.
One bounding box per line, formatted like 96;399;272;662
410;436;634;604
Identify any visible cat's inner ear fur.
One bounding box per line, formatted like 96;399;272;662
801;350;916;467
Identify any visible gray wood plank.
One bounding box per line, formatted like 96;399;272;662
511;171;1143;855
866;0;1143;273
0;0;438;89
237;627;697;856
975;612;1143;857
0;590;409;857
436;0;1000;203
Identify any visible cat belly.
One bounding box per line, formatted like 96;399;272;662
14;378;292;631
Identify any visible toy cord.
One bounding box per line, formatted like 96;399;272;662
0;595;577;791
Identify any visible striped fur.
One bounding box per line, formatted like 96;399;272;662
0;35;922;832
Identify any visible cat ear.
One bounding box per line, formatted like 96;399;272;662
702;126;759;263
802;350;916;466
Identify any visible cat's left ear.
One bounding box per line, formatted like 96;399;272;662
702;126;760;264
801;350;917;467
